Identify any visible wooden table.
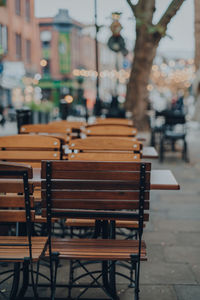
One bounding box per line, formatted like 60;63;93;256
142;146;158;159
32;168;180;190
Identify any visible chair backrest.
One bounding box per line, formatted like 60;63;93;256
48;120;86;129
0;135;62;168
91;118;134;127
0;162;34;223
20;123;72;134
69;137;142;152
41;161;150;228
83;125;138;137
68;137;142;161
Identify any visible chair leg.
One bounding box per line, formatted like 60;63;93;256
10;262;20;300
134;262;140;300
159;137;164;163
17;260;29;299
183;139;189;162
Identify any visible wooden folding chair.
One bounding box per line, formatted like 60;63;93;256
0;135;62;168
19;123;73;144
41;160;150;300
0;162;47;299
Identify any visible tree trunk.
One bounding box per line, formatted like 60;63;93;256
125;27;159;130
194;0;200;69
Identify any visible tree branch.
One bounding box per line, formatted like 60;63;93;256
126;0;137;15
157;0;186;29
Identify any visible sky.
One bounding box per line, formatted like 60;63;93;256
35;0;194;59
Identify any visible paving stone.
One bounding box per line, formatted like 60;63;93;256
144;231;177;246
174;285;200;300
176;232;200;247
140;262;196;284
154;219;200;233
122;285;177;300
164;246;200;264
191;264;200;284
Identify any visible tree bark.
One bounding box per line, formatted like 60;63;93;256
125;0;186;130
125;29;159;129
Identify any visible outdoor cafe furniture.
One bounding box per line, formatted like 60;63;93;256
0;162;47;299
159;110;188;162
0;135;62;168
67;137;158;161
19;123;73;144
41;160;151;299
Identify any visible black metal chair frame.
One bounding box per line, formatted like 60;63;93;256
159;111;188;162
42;160;148;300
0;168;39;299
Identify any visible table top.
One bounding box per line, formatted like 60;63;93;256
142;147;158;159
32;168;179;191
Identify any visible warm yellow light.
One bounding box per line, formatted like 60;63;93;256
147;84;153;91
64;95;73;104
40;59;48;67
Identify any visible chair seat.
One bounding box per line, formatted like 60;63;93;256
0;236;47;262
165;131;186;139
46;238;147;261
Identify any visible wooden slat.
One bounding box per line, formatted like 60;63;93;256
0;150;60;160
42;199;149;210
84;125;137;137
0;237;47;262
47;238;147;261
41;180;150;191
0;161;33;178
44;170;149;181
0;210;35;222
48;121;86;129
0;180;33;193
0;135;61;149
20;124;72;134
68;152;141;162
69;138;141;151
94;118;134;126
42;209;149;222
0;195;34;208
41;161;151;177
41;190;149;200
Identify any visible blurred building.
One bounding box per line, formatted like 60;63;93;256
37;9;128;110
0;0;40;107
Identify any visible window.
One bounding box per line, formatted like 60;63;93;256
15;33;22;59
0;24;8;54
25;0;31;22
15;0;21;16
26;39;31;63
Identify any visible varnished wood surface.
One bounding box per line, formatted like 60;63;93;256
32;168;179;190
91;118;134;126
0;236;47;262
69;137;141;151
83;125;138;137
47;238;147;261
68;152;141;162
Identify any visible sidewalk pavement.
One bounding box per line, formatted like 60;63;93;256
0;122;200;300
